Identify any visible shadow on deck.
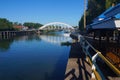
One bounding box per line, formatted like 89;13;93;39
65;37;120;80
65;42;92;80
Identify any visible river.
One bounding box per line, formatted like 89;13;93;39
0;32;72;80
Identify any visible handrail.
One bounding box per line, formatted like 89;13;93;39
79;35;105;80
98;53;120;76
87;56;102;80
78;35;120;80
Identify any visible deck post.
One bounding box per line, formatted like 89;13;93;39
117;31;120;43
93;32;95;40
98;31;101;44
106;31;110;43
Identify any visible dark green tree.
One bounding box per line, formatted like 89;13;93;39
79;16;84;30
23;22;43;29
13;22;22;26
106;0;120;9
0;18;13;31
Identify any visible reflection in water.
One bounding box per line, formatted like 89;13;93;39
0;35;41;52
0;39;13;52
39;35;71;44
61;41;72;46
14;34;41;42
0;33;71;51
0;33;71;80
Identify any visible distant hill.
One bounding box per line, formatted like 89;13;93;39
79;0;120;30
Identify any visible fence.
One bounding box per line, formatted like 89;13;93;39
78;35;120;80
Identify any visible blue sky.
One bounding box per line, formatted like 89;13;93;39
0;0;84;26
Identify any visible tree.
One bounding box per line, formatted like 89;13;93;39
84;0;87;29
79;16;84;30
79;0;120;31
13;22;22;26
23;22;43;29
0;18;13;31
106;0;120;9
79;0;106;30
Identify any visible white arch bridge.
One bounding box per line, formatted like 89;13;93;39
38;22;74;31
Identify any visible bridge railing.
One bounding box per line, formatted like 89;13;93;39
78;35;120;80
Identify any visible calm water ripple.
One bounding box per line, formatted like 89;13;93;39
0;34;71;80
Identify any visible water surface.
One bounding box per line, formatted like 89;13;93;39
0;34;71;80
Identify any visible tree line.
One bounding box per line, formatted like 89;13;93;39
23;22;43;29
0;18;43;31
79;0;120;30
0;18;13;31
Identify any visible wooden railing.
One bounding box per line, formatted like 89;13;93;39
78;35;120;80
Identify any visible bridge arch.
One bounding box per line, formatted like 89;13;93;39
39;22;74;30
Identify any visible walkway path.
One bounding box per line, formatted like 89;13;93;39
65;37;120;80
65;42;92;80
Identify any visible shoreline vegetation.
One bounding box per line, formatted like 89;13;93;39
0;18;43;31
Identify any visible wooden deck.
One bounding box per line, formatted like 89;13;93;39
65;41;120;80
65;58;92;80
65;42;92;80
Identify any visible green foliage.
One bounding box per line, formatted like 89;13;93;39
106;0;112;9
13;22;22;26
0;18;13;31
79;16;84;30
79;0;106;30
23;22;43;29
0;18;43;31
106;0;120;9
87;0;106;23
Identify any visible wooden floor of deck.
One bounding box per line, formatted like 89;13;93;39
64;42;92;80
65;58;92;80
65;42;120;80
